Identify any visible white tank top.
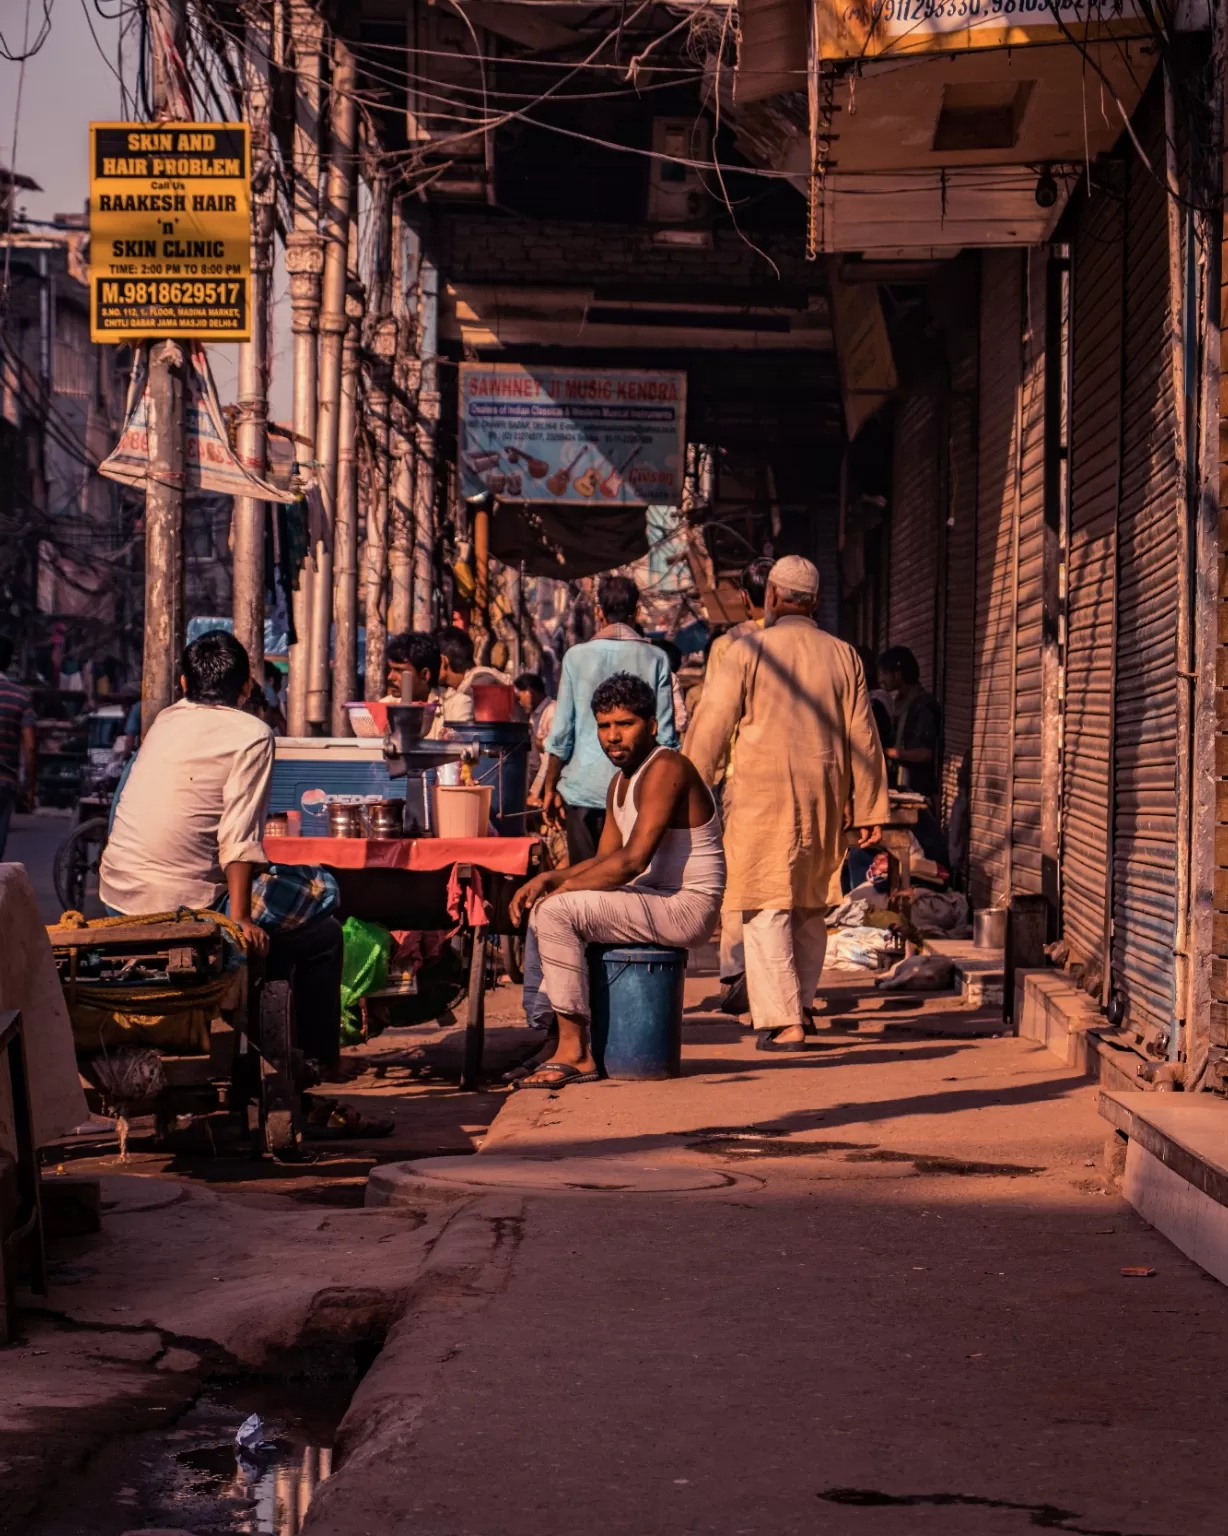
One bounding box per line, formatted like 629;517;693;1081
611;747;726;899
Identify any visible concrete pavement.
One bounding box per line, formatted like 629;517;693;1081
301;970;1228;1536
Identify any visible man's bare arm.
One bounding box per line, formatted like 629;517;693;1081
549;755;687;895
540;753;568;826
509;782;626;923
225;862;270;956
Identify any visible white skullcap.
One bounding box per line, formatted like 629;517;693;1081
767;555;820;596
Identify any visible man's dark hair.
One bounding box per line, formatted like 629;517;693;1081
0;635;13;672
740;557;774;610
590;671;657;722
596;574;638;626
879;645;920;686
181;629;251;707
436;625;474;674
514;672;545;695
391;631;441;683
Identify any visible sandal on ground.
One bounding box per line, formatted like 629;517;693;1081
512;1062;601;1091
502;1059;550;1084
302;1097;395;1139
755;1030;807;1053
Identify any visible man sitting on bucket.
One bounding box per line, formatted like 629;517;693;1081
508;672;725;1090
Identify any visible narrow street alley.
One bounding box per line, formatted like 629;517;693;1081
4;2;1228;1533
295;966;1228;1536
13;951;1228;1536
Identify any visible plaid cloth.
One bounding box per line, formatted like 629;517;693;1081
230;863;340;934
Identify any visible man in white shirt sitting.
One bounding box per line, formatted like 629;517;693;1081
99;632;365;1104
435;626;513;725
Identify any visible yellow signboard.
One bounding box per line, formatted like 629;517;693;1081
819;0;1148;59
89;121;250;341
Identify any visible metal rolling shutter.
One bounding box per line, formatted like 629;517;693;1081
888;388;941;692
1112;105;1180;1042
1011;251;1048;895
940;311;977;823
1061;187;1124;973
940;332;977;822
970;249;1023;910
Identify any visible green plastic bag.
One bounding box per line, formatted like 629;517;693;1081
339;917;394;1043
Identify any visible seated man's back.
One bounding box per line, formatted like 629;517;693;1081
100;696;273;915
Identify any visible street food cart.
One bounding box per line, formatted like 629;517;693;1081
263;832;543;1089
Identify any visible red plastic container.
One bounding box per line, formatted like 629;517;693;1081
471;683;516;722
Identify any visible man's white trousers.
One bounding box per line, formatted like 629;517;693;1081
742;907;828;1031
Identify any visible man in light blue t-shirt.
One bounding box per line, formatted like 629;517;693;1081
541;575;678;866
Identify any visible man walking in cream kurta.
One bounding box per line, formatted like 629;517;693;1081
686;556;889;1050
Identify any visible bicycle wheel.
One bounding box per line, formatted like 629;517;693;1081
53;818;108;915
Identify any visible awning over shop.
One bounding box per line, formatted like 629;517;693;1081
488;501;649;580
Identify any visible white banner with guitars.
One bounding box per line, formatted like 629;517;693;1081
459;362;686;508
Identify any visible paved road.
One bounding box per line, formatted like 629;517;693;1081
305;980;1228;1536
5;810;75;923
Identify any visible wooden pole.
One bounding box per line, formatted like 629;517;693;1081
232;0;274;683
331;242;363;733
141;0;188;731
307;37;356;728
284;0;323;736
411;236;439;631
361;175;395;703
388;202;414;639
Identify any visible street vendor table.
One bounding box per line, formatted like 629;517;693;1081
264;835;542;1088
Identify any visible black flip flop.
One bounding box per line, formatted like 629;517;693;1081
513;1062;601;1091
755;1030;807;1053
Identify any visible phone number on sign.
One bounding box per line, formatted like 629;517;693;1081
97;278;244;306
844;0;1130;22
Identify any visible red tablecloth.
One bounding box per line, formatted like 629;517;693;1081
264;835;539;877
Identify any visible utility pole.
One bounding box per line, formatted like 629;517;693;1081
331;232;364;732
142;0;189;731
233;0;275;683
411;231;439;632
284;0;323;735
307;37;356;730
388;200;414;639
363;180;396;703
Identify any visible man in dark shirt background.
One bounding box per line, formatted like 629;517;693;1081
878;644;941;802
0;635;37;859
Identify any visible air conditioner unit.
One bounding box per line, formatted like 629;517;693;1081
647;117;711;225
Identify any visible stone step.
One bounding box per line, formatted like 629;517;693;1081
1015;968;1150;1094
924;937;1004;1010
1100;1090;1228;1287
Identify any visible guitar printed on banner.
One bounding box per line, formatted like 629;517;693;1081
504;444;549;480
599;444;643;499
546;445;590;497
573;462;602;496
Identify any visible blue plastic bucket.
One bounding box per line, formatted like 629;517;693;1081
588;944;687;1080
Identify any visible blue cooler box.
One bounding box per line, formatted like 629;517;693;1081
271;738;427;835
